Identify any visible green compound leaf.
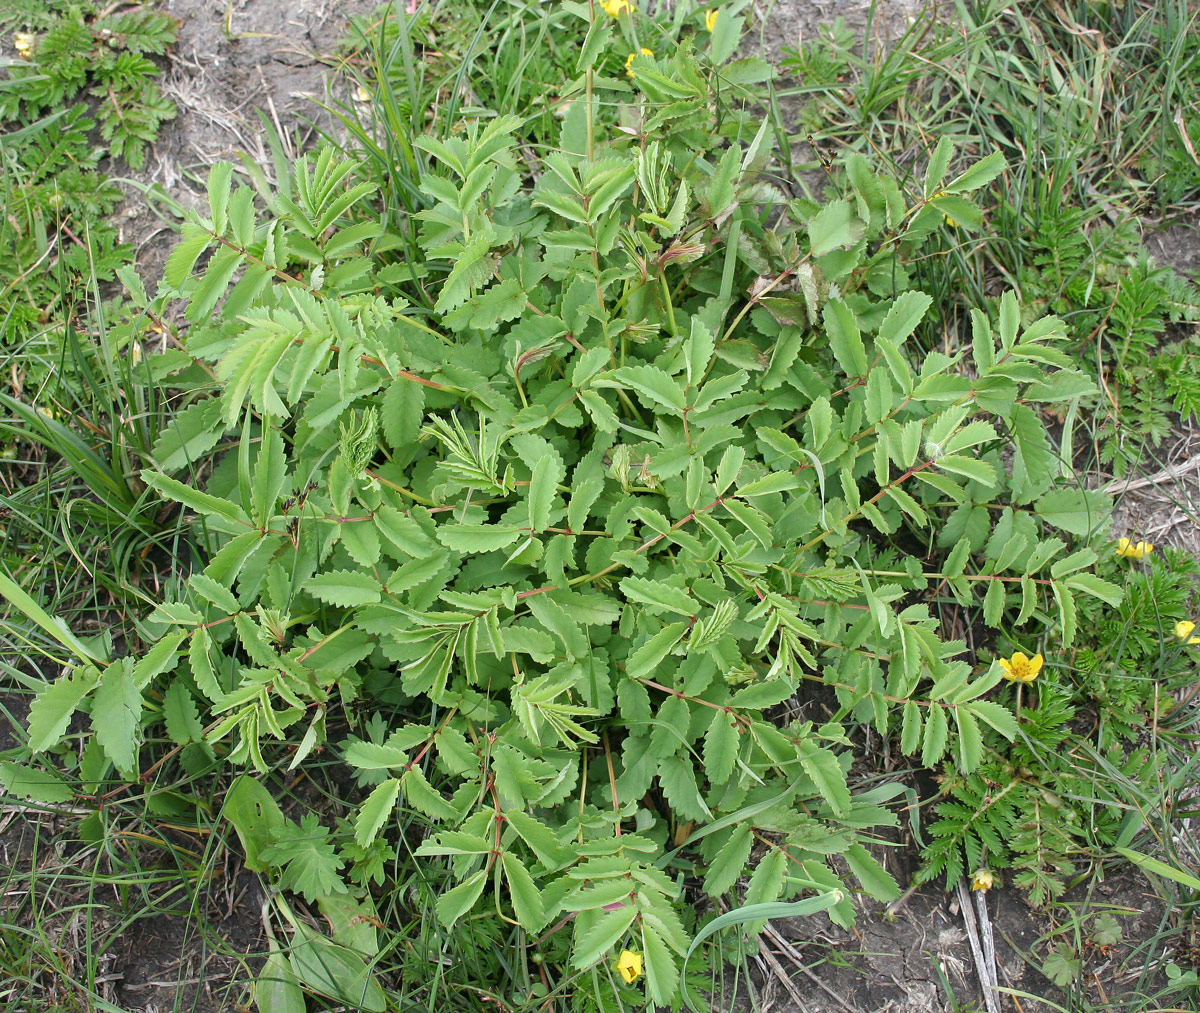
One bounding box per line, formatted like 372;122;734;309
435;523;523;552
799;743;851;816
609;364;686;413
143;471;251;525
823;298;867;377
163;679;204;746
527;454;560;533
223;775;287;873
620;577;696;617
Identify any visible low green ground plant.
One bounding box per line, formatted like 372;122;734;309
0;2;1199;1012
0;1;180;630
781;0;1200;475
0;0;177;356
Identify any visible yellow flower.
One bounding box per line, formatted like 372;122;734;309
615;949;643;983
625;48;653;78
998;651;1043;684
1175;621;1200;645
1115;536;1154;560
353;84;372;104
600;0;633;16
704;8;719;30
971;868;995;892
13;32;34;58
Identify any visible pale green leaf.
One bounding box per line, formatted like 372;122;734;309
27;666;100;753
703;708;738;786
572;905;638;968
844;843;900;902
502;852;547;931
435;523;523;552
0;761;74;803
143;471;251;526
305;570;381;607
808;199;864;256
823;298;868;376
641;923;678;1007
92;660;141;773
355;778;401;847
255;950;305;1013
527;454;559;533
703;824;752;897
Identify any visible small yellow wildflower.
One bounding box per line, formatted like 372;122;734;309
615;949;643;983
625;48;653;78
1175;621;1200;645
13;32;34;58
998;651;1043;684
353;84;372;104
704;8;719;30
970;868;995;892
600;0;633;17
1115;536;1154;560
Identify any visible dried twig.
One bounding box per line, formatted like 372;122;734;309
1103;452;1200;494
762;923;859;1012
756;940;811;1012
956;879;1000;1013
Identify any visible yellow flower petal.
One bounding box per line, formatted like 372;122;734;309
999;650;1042;683
601;0;633;16
616;949;643;983
970;868;995;892
1115;537;1153;559
704;8;719;31
1176;621;1200;645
